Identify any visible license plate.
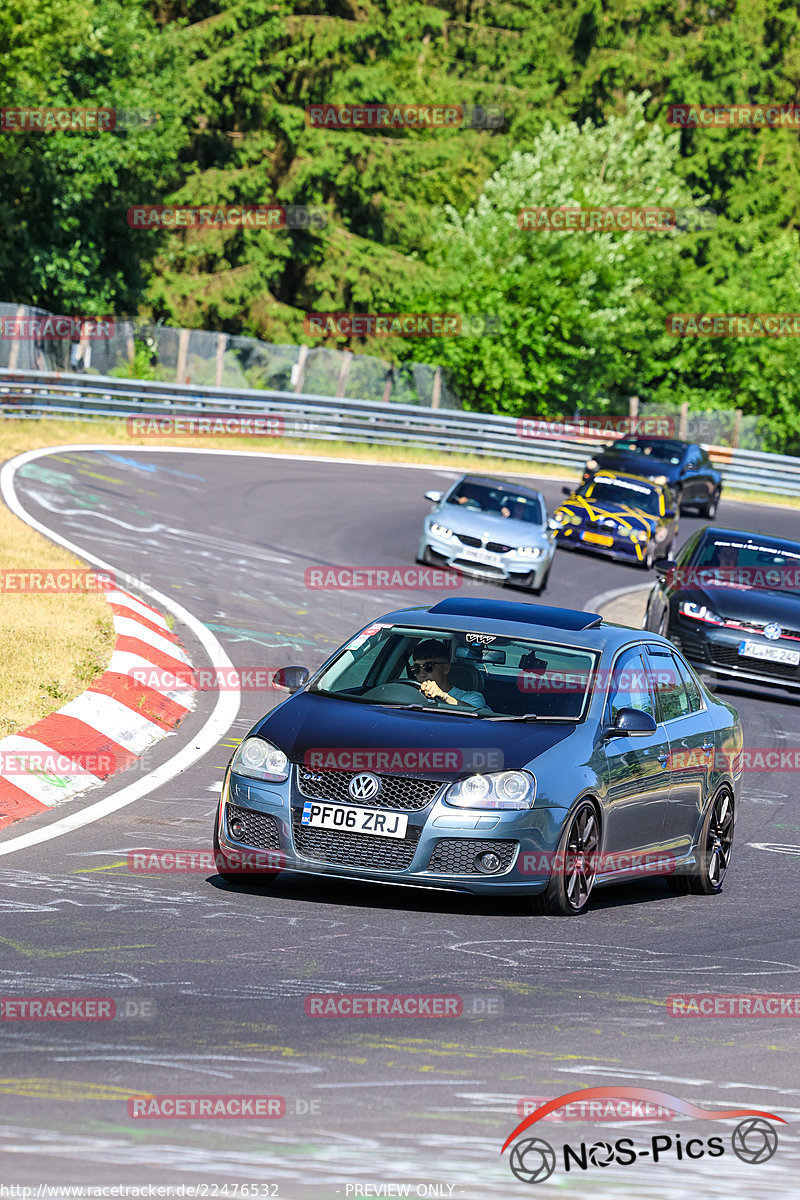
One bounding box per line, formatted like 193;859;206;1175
582;531;613;546
300;801;408;839
466;548;501;564
738;640;800;666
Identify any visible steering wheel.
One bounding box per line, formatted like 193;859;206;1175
361;681;431;702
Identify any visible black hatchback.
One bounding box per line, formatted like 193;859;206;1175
644;526;800;695
582;436;722;517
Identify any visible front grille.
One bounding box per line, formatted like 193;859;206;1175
457;533;481;547
291;810;422;870
486;541;511;554
426;838;517;874
297;766;444;811
225;804;281;850
708;643;800;680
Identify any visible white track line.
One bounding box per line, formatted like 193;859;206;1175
0;446;240;857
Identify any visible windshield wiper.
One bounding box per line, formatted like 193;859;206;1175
376;703;480;716
484;713;575;722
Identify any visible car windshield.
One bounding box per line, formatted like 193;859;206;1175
613;439;683;465
582;477;661;515
446;482;543;524
692;537;800;593
312;624;598;719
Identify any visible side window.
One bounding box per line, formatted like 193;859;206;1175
606;648;655;724
671;651;703;713
647;646;691;721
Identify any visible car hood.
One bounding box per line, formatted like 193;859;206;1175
435;503;548;544
255;691;577;775
687;584;800;627
595;452;678;480
559;496;655;529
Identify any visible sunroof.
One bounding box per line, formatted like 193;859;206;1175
428;598;602;630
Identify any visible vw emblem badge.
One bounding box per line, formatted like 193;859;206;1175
764;623;782;641
349;772;380;801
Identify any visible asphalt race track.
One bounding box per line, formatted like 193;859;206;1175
1;446;799;1197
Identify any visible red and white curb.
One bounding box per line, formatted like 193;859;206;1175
0;586;196;831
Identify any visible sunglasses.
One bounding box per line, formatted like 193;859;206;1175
409;660;448;674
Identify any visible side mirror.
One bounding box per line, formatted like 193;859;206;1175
653;557;672;576
425;490;442;504
561;485;573;496
606;707;657;738
272;665;310;693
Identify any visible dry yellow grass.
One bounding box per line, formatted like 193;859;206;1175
1;412;796;736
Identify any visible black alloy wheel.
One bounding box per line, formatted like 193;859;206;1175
703;489;721;519
530;800;600;915
668;789;734;896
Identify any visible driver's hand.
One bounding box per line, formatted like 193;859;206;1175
420;680;447;701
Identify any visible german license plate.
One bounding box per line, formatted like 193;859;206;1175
466;548;501;564
738;640;800;666
300;801;408;838
582;531;613;546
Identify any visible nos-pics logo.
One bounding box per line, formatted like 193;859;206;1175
502;1087;783;1184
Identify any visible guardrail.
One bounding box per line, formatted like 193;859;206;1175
2;368;799;497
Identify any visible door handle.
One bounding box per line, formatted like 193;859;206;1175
656;751;669;767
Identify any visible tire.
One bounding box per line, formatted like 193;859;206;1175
666;788;734;896
529;799;600;915
532;559;552;595
702;489;721;519
642;540;656;570
213;818;279;887
656;608;670;638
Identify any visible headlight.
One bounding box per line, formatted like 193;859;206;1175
230;737;289;782
631;530;649;543
445;769;535;810
585;458;598;471
652;475;668;485
654;527;668;542
555;509;581;526
430;522;453;538
517;546;542;557
678;601;723;625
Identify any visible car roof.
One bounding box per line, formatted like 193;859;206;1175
449;474;544;498
695;526;800;553
375;596;653;654
609;436;689;452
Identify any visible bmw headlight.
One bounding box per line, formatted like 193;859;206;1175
654;526;668;542
445;769;535;810
430;522;453;538
652;475;668;485
585;458;598;471
231;737;289;782
555;509;581;526
631;530;649;543
517;546;542;557
678;601;723;625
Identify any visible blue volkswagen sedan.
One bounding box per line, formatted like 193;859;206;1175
213;598;741;914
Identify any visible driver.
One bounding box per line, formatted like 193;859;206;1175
409;639;485;708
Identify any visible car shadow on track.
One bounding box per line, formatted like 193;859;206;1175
207;872;683;916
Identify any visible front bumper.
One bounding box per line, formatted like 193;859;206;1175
555;526;649;563
673;618;800;692
419;530;553;586
216;769;565;895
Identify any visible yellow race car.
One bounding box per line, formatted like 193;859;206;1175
553;471;679;569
